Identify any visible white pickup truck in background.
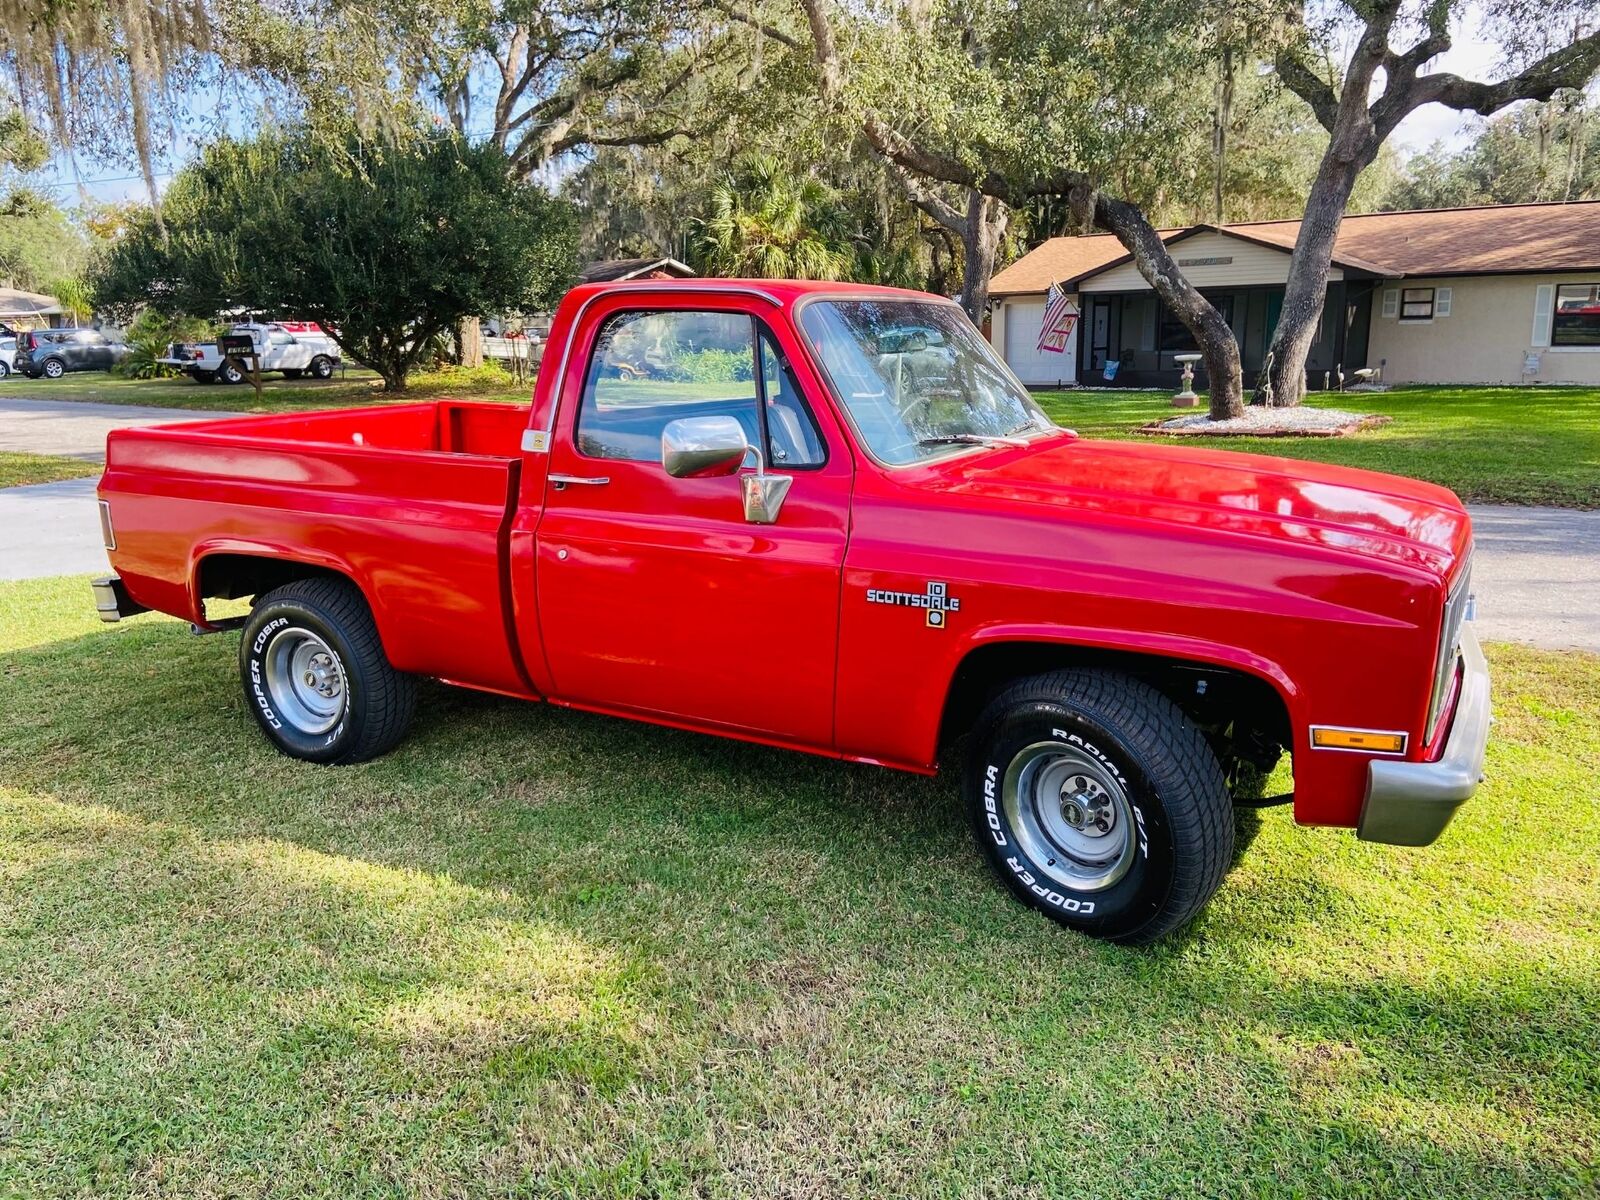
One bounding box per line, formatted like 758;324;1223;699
159;322;341;384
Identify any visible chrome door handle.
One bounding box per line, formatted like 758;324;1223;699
548;473;610;489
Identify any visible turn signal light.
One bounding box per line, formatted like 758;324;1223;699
1311;727;1407;754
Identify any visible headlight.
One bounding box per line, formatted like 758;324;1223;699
1426;552;1473;739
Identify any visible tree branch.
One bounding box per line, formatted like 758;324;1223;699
1405;31;1600;118
706;0;803;50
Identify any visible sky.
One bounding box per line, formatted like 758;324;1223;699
20;8;1525;212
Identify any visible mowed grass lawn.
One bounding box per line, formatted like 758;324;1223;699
0;451;99;489
0;364;532;414
1035;385;1600;508
1;575;1596;1197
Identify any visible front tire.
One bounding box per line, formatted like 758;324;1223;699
966;670;1233;945
239;577;416;764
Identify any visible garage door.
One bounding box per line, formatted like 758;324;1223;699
1002;298;1077;386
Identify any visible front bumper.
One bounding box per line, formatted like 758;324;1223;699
91;575;149;623
1358;625;1490;846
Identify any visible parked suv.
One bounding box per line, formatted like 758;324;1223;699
16;328;131;379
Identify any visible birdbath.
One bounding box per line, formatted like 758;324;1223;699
1172;354;1203;408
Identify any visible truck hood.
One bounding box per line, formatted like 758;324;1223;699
916;433;1471;578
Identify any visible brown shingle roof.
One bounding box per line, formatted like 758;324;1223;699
991;201;1600;294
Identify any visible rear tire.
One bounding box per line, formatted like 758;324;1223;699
966;669;1233;945
42;357;65;379
239;577;416;764
0;360;10;378
309;355;334;379
219;359;246;385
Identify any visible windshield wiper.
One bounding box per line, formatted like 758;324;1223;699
917;432;1030;449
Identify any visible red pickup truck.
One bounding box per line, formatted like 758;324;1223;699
93;280;1488;943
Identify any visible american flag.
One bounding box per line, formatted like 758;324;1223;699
1036;280;1078;354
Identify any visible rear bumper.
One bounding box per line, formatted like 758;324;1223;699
1358;626;1490;846
91;575;149;623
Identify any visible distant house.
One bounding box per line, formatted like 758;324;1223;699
0;286;64;332
578;257;696;284
989;200;1600;389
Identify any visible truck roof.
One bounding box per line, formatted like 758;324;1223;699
563;278;947;308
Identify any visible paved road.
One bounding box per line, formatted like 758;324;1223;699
2;396;1596;650
1464;505;1600;653
0;394;240;462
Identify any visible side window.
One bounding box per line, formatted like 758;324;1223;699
577;310;760;463
759;332;825;468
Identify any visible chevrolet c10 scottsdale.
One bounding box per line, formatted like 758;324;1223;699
92;280;1489;943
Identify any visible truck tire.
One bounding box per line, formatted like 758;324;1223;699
966;670;1233;945
309;355;334;379
219;358;246;385
239;577;417;764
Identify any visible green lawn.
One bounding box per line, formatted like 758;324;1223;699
1036;385;1600;508
0;451;99;489
0;364;532;414
1;575;1595;1197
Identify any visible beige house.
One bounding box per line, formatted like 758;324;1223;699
988;201;1600;389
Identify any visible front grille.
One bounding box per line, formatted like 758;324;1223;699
1426;552;1473;739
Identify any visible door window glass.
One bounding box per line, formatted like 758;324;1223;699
759;332;825;468
577;310;759;462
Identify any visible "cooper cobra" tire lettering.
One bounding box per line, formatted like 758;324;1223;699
1002;855;1096;915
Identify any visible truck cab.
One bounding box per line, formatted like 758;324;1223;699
94;280;1488;944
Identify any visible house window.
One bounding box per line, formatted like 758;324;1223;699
1552;284;1600;347
1159;295;1233;351
1399;287;1435;322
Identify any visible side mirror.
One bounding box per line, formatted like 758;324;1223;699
660;414;792;524
661;415;749;479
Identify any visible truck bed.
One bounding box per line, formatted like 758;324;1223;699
100;400;538;698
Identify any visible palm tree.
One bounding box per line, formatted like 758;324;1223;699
49;275;93;324
695;155;857;280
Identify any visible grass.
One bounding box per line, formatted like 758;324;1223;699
0;364;532;414
1035;385;1600;508
1;574;1596;1198
0;451;99;489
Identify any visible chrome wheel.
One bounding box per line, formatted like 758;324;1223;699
43;359;64;378
263;627;346;735
1002;740;1137;892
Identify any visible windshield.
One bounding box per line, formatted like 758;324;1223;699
798;299;1051;465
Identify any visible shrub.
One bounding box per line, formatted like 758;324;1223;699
664;347;754;383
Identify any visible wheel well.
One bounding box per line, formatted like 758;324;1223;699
939;641;1293;773
196;553;349;607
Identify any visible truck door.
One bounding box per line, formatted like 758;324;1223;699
534;296;851;748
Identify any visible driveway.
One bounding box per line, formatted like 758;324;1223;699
1;394;1596;651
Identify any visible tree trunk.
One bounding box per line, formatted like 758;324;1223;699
958;193;1007;324
458;316;484;369
1090;192;1243;420
1262;152;1364;407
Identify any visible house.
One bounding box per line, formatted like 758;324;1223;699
988;201;1600;389
578;257;696;284
0;286;65;332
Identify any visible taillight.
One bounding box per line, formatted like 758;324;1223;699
193;350;203;360
22;332;36;350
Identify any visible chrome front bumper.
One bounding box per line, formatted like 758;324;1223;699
1358;625;1490;846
